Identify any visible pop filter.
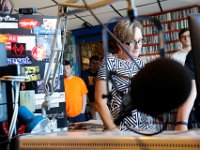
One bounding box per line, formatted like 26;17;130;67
114;58;192;125
130;58;192;116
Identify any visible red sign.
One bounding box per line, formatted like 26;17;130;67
31;46;46;60
19;19;40;29
11;42;26;57
6;35;18;50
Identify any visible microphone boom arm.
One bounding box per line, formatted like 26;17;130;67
42;0;118;111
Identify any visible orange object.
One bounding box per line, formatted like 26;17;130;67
64;76;88;117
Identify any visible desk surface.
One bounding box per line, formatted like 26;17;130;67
0;76;26;82
17;129;200;150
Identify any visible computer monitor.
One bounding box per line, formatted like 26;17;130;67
0;42;8;122
0;42;20;123
188;14;200;97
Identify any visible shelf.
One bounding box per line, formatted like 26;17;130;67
142;5;199;17
143;39;180;47
143;30;180;37
140;50;178;57
141;5;199;63
0;76;26;82
143;18;188;27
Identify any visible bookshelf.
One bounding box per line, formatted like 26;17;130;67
72;5;199;67
80;41;103;70
140;5;199;64
138;5;200;130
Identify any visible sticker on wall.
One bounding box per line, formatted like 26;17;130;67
34;92;65;110
21;66;41;82
0;34;8;43
5;34;36;51
0;15;19;29
19;18;40;33
36;80;45;93
42;19;57;30
20;90;36;112
6;34;17;50
21;66;40;75
11;42;26;57
36;34;54;58
25;73;41;82
7;56;32;65
31;46;46;61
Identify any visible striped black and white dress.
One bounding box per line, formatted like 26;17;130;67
97;55;156;131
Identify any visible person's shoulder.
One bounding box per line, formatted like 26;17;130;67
102;54;118;63
73;76;82;80
173;50;180;55
77;76;87;82
81;69;92;77
187;50;193;57
103;53;117;59
172;50;185;59
185;50;193;63
174;49;190;56
134;57;143;62
81;69;88;75
133;57;144;66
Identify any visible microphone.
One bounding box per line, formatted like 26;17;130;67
115;58;192;124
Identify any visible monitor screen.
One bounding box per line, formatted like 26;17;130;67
0;82;7;122
0;42;8;122
188;14;200;97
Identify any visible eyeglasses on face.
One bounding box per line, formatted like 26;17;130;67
125;39;144;47
181;35;190;39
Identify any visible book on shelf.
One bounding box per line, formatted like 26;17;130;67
141;5;199;63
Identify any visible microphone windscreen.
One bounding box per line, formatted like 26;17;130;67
130;58;192;117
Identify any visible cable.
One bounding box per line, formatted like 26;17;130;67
8;81;20;141
126;118;168;136
0;133;31;146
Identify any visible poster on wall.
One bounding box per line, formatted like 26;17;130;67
0;14;66;129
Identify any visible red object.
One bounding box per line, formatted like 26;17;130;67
2;122;8;136
12;43;26;56
19;19;40;29
18;125;26;134
31;46;46;60
1;122;26;135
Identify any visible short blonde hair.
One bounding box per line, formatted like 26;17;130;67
113;20;142;43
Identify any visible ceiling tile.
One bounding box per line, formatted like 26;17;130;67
138;3;160;15
8;0;200;30
82;11;121;25
161;0;200;11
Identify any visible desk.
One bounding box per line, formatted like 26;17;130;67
0;76;26;82
17;129;200;150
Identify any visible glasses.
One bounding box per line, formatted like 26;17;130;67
125;39;144;47
181;35;190;39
